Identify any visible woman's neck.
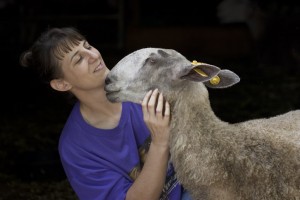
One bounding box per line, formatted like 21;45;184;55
76;88;123;129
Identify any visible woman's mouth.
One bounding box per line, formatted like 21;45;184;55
94;62;103;72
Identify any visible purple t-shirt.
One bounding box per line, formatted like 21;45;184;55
59;101;183;200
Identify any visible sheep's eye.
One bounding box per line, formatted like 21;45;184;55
145;57;155;64
142;55;157;68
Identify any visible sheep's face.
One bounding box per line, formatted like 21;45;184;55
105;48;240;103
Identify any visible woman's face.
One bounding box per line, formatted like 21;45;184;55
60;40;109;92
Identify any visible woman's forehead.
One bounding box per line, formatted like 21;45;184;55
54;39;84;61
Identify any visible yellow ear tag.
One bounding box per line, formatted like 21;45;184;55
191;60;208;77
210;75;220;85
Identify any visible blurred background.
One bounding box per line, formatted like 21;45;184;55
0;0;299;199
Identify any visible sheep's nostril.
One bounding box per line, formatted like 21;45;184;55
105;77;111;85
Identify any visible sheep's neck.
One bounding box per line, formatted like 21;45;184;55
169;83;225;138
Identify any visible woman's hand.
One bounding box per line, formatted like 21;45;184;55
127;89;170;200
141;89;171;148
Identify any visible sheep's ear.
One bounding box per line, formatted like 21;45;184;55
180;61;221;82
204;69;240;88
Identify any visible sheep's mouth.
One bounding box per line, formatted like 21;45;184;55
104;85;121;102
105;91;121;102
105;90;119;95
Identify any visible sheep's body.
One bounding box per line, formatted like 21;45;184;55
104;48;300;199
170;82;300;199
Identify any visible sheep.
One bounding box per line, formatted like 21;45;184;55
104;47;300;200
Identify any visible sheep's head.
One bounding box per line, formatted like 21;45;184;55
105;48;240;103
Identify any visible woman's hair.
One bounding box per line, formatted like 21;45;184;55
20;27;86;83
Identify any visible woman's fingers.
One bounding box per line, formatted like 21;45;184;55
141;88;171;146
141;88;170;119
155;92;164;114
164;101;170;118
142;89;158;113
142;90;152;114
147;89;159;115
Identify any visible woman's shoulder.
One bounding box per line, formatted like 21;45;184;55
123;101;141;108
123;101;142;114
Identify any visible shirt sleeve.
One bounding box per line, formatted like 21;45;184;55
59;144;133;200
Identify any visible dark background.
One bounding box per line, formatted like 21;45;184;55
0;0;299;199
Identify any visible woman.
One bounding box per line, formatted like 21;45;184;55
20;27;190;200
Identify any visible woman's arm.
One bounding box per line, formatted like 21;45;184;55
126;89;171;200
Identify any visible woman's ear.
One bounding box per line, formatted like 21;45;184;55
50;79;72;92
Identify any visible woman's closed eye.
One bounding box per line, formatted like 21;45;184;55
75;55;83;64
73;41;93;65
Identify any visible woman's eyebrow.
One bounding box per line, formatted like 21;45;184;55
70;40;86;62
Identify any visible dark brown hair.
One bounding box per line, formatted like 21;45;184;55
20;27;86;83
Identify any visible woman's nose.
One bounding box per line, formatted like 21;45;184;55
87;51;98;62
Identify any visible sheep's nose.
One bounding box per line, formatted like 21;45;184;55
105;76;112;85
